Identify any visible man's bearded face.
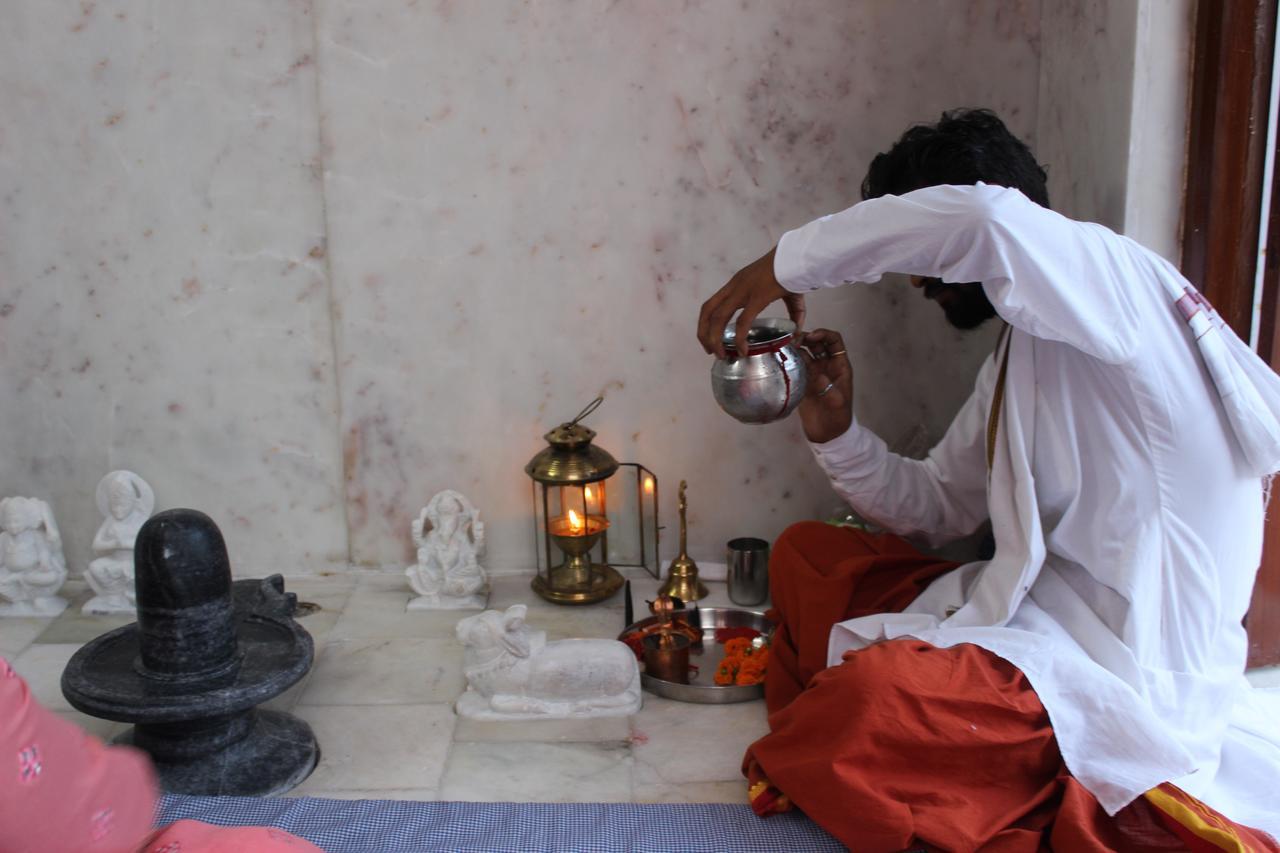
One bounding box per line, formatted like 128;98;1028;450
915;277;998;330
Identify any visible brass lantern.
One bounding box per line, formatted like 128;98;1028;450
526;398;660;605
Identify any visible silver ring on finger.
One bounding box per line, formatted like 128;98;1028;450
817;381;836;398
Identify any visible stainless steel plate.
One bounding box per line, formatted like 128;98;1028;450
619;606;773;704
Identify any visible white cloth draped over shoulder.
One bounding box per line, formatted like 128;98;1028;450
774;183;1280;833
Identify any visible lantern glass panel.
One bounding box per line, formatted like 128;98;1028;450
603;463;660;579
531;479;550;576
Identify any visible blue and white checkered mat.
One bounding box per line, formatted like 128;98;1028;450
158;794;844;852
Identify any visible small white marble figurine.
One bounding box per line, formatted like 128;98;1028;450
455;605;642;720
406;489;488;610
0;497;69;617
83;471;155;615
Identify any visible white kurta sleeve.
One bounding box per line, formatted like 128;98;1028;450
812;351;998;547
775;183;1142;363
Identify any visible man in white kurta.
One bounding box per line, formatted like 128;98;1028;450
701;111;1280;848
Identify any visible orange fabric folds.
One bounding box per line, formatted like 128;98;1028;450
744;522;1279;853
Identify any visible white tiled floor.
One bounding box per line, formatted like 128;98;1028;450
23;575;1276;807
3;571;769;804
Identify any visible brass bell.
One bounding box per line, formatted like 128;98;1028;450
658;480;708;602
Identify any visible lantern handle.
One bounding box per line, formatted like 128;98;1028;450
569;396;605;427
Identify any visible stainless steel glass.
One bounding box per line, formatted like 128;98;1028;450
710;318;808;424
726;537;770;606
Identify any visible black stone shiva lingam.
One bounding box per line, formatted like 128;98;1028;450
62;508;318;796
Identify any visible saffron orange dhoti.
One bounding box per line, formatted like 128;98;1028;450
744;522;1279;853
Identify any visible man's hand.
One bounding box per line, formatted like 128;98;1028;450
698;248;806;358
798;329;853;444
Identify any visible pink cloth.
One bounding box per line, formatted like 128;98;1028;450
0;655;324;853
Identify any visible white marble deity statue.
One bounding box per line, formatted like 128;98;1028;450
455;605;642;720
405;489;489;611
82;470;155;615
0;497;69;617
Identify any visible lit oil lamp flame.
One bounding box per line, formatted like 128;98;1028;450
644;477;655;495
567;508;584;535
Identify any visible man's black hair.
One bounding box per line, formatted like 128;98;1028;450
861;108;1050;207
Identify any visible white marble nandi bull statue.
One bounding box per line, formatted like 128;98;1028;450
455;604;641;720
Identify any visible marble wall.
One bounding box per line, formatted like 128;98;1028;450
1036;0;1193;261
2;0;1181;577
0;1;348;575
318;0;1035;570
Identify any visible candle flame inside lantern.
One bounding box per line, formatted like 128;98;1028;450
567;508;584;534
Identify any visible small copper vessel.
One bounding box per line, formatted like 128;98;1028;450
643;632;692;683
642;594;692;682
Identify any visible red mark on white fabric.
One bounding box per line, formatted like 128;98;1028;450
1176;292;1200;322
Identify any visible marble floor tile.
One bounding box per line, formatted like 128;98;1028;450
286;576;358;639
291;704;456;792
452;715;631;744
287;788;439;801
330;581;477;640
1247;666;1280;690
630;695;768;786
9;643;83;710
293;609;343;643
0;618;52;657
1;566;781;806
284;573;360;592
439;741;633;803
354;571;409;589
633;780;748;804
298;638;463;706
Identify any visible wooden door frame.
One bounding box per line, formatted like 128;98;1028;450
1182;0;1280;667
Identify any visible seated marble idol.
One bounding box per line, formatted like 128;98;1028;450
0;496;69;617
697;109;1280;851
83;471;155;615
405;489;488;610
0;656;322;853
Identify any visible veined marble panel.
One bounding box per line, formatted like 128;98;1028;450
1035;0;1191;265
0;1;348;573
1035;0;1139;231
317;0;1041;570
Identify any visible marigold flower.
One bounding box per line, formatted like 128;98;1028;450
714;659;739;686
735;656;767;686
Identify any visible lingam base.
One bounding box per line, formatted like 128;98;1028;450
63;572;319;797
116;709;317;796
531;561;624;605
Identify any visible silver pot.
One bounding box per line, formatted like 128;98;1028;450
710;318;808;424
